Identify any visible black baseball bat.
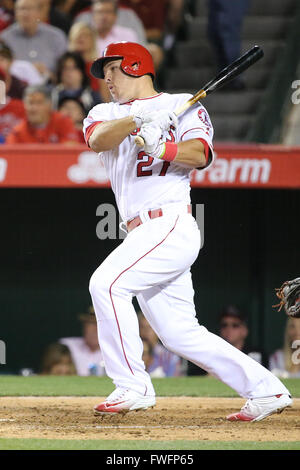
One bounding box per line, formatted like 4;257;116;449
135;45;264;146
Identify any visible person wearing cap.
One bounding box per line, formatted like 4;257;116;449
59;306;106;376
84;40;292;421
219;305;267;367
187;306;267;376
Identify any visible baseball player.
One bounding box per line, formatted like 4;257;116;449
83;42;292;421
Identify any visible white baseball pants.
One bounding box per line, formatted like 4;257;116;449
89;206;290;398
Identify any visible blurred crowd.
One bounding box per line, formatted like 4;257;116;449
39;304;300;379
0;0;251;144
0;0;188;144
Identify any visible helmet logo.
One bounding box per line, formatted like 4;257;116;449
131;62;141;71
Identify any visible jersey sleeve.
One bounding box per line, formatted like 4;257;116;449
178;101;215;169
82;103;111;146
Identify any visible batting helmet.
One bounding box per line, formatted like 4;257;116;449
91;42;155;80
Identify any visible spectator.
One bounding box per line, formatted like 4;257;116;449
59;306;106;376
188;304;267;375
0;40;45;86
207;0;249;90
138;312;185;377
0;41;27;99
120;0;184;53
38;0;72;35
40;343;76;375
142;340;165;378
0;67;25;143
52;51;101;111
74;0;164;74
58;96;86;143
6;84;79;144
0;0;14;32
91;0;138;55
269;317;300;378
93;0;164;71
219;305;267;365
1;0;68;81
54;0;90;20
74;0;147;47
67;22;100;93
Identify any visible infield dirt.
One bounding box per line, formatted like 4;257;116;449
0;396;299;442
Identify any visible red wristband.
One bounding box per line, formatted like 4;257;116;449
159;142;178;162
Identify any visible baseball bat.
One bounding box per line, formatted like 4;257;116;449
135;45;264;147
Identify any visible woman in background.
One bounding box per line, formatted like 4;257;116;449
52;51;102;112
68;22;108;101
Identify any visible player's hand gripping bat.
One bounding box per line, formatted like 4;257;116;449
134;45;264;147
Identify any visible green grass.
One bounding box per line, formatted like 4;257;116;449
0;438;299;450
0;376;299;451
0;375;299;397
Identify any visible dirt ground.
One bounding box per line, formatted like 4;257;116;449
0;397;299;442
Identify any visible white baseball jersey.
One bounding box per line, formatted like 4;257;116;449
87;92;290;403
83;92;214;222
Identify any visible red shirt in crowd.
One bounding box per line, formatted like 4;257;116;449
0;98;26;141
6;111;79;144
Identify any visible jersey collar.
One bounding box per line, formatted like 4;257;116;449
120;93;163;105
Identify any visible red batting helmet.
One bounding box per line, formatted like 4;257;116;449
91;41;155;80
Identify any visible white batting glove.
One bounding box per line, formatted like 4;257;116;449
142;110;178;132
137;124;165;159
130;103;177;132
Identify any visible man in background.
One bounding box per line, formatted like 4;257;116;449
219;305;267;367
1;0;68;81
6;85;79;144
92;0;139;56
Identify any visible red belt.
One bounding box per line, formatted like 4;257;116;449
127;205;192;233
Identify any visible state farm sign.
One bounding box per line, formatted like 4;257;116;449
0;144;299;188
193;156;271;184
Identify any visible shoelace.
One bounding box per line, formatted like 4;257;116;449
240;400;252;415
108;388;130;403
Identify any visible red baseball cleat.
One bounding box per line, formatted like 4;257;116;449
226;393;292;422
94;387;156;415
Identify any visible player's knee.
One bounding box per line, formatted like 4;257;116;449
89;269;109;298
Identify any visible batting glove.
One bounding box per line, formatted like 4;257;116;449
130;103;177;132
137;124;165;159
142;110;178;132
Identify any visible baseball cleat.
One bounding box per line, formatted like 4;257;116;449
226;393;293;422
94;387;156;416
